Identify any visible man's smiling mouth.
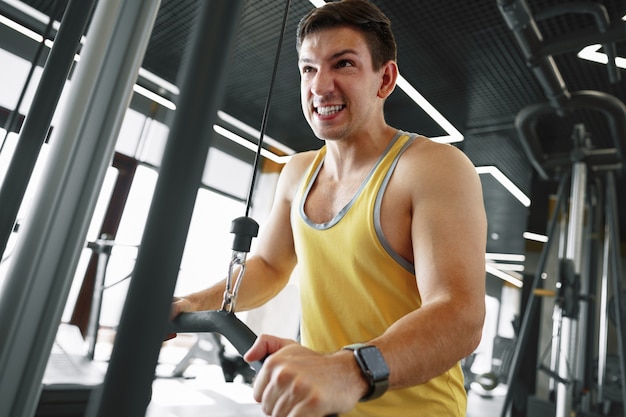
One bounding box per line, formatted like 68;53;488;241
315;105;345;116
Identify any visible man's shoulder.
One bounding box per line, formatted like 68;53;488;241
400;134;462;161
274;149;321;199
396;136;477;181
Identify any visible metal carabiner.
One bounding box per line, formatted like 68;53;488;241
221;250;248;312
220;216;259;313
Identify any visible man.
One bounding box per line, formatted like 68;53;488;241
171;1;487;415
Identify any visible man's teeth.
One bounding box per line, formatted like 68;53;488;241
316;105;344;116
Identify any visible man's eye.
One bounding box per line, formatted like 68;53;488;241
301;66;314;74
337;60;353;68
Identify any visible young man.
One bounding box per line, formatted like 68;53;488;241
171;1;487;415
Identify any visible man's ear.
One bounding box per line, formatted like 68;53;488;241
378;60;398;99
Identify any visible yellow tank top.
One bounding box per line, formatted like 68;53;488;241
291;131;467;416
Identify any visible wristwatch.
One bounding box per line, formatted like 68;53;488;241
343;343;390;401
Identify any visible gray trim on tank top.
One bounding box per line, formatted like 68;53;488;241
299;130;405;230
373;132;417;274
298;130;417;274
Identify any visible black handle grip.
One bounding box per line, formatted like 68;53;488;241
168;311;339;417
169;310;261;371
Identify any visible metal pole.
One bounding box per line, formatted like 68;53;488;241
0;0;96;260
597;192;610;403
555;159;587;417
85;235;114;360
0;0;159;416
499;174;569;417
0;0;57;154
86;1;244;416
605;171;626;406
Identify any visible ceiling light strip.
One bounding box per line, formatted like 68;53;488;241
475;166;531;207
485;253;525;262
1;0;59;29
486;262;525;272
217;111;295;155
213;125;291;164
138;68;180;96
132;84;176;110
486;264;523;288
577;44;626;69
523;231;548;243
0;13;43;42
395;75;463;143
577;14;626;69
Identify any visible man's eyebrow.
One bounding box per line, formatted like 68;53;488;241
298;49;359;64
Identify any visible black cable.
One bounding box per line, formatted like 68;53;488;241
244;0;292;217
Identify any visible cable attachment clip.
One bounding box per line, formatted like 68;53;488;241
221;216;259;313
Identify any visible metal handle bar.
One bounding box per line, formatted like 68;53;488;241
169;310;261;371
515;90;626;180
169;311;338;417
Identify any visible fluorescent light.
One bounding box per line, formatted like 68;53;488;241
486;262;525;272
475;166;531;207
523;231;548;243
486;264;523;288
577;44;626;69
217;111;295;155
0;13;179;106
307;0;463;145
2;0;59;29
395;75;463;143
485;253;525;262
0;14;43;42
213;125;292;164
138;68;180;96
577;14;626;69
132;84;176;110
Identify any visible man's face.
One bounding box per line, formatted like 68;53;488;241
298;26;385;141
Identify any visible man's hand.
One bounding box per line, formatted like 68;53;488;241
164;297;194;341
244;334;365;417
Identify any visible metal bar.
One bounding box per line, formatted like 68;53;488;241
86;1;244;416
555;160;587;417
0;0;159;415
605;171;626;406
170;310;261;372
0;0;56;154
85;236;114;360
0;0;96;260
597;188;610;403
497;0;571;110
499;174;569;417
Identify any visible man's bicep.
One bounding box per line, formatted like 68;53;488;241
411;152;486;305
254;196;297;277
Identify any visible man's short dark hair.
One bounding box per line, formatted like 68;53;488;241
296;0;397;70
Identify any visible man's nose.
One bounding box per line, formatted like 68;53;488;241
310;69;334;97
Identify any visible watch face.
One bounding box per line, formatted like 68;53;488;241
358;346;390;380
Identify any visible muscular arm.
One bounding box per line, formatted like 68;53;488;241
371;141;487;389
172;153;314;315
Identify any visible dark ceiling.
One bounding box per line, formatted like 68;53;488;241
6;0;626;268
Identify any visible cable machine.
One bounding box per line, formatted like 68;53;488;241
496;1;626;416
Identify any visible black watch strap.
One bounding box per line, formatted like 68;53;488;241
343;343;390;401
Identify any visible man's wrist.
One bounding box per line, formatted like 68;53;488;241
342;343;390;401
333;349;370;402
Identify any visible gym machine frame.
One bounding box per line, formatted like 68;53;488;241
497;1;626;416
505;123;625;417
